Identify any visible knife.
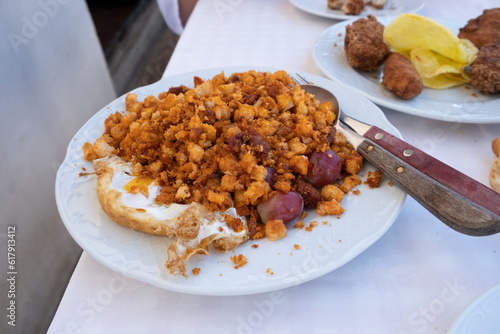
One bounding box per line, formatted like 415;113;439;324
339;112;500;236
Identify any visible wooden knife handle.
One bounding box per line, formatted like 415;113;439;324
356;134;500;236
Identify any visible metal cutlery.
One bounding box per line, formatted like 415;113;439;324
294;74;500;236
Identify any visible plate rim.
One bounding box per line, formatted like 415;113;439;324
289;0;425;20
55;66;407;296
448;283;500;333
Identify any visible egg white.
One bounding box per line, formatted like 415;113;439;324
109;160;187;221
94;155;249;276
105;157;248;239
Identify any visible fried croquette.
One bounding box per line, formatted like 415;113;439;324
328;0;385;14
469;44;500;94
368;0;386;10
328;0;364;15
343;0;364;15
382;52;423;99
458;8;500;49
344;15;390;71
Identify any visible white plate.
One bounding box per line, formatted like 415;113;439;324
313;17;500;123
55;67;406;296
449;284;500;334
290;0;424;20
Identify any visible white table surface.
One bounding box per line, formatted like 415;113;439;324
49;1;500;333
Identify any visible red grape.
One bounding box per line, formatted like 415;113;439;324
327;126;336;144
306;150;341;188
257;191;304;224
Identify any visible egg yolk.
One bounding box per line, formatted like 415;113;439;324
124;177;155;197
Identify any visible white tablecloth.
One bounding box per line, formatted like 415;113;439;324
49;1;500;333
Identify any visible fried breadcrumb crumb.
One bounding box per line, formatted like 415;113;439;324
265;220;287;241
305;221;318;231
231;254;247;269
364;170;383;188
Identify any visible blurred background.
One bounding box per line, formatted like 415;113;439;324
0;0;178;332
88;0;179;95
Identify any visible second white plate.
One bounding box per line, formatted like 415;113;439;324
449;284;500;334
290;0;424;20
313;17;500;123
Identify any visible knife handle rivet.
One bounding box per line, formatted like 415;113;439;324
367;145;373;151
397;167;404;173
375;133;384;140
403;149;414;157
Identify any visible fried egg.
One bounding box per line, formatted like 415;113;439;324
93;155;249;277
